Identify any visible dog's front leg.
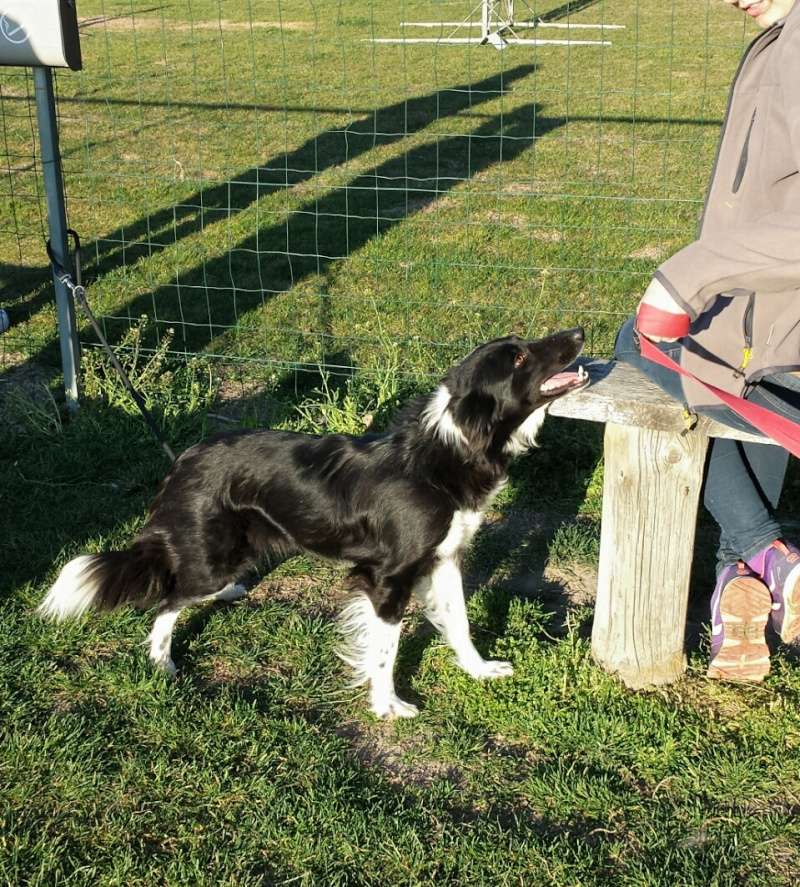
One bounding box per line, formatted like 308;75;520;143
337;591;418;720
416;560;514;680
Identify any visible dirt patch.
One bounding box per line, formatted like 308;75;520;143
541;563;598;608
78;641;120;664
336;718;464;789
483;733;547;769
51;689;81;714
628;244;666;262
82;17;315;33
202;656;290;689
502;181;546;197
214;376;269;404
532;228;564;243
761;837;800;887
484;211;563;242
486;210;527;229
207;374;273;429
0;352;58;434
247;573;350;619
499;562;597;637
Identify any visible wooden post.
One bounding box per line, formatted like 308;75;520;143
591;422;709;688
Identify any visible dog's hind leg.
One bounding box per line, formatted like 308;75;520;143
415;560;513;680
337;584;418;720
145;582;247;676
147;606;182;675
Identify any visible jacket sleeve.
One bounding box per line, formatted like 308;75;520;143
654;24;800;321
654;206;800;320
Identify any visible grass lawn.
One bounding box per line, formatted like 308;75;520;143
2;1;800;884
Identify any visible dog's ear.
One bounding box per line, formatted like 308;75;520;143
451;390;498;451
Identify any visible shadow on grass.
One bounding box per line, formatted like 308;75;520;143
68;63;538;284
0;399;175;599
71;99;566;366
0;263;55;328
539;0;605;23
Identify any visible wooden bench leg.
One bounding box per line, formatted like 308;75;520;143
591;422;709;688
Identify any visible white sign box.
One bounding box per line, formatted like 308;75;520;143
0;0;82;69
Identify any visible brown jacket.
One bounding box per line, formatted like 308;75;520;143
656;3;800;408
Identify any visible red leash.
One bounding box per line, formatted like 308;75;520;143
635;304;800;458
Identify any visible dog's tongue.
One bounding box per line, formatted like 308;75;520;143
540;371;581;394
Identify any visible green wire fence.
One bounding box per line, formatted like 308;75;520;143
0;0;753;399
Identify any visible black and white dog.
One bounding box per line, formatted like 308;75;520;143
39;329;587;718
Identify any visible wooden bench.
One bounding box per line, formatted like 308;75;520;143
548;358;774;689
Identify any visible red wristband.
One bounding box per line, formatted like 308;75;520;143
635;303;690;339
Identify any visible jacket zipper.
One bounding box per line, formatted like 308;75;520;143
734;293;755;380
732;108;757;194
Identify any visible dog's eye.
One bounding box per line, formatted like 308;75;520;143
513;352;527;369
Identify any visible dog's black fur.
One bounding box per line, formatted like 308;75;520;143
40;328;586;715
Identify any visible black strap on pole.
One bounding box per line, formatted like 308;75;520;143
46;230;176;463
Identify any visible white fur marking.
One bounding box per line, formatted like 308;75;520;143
147;609;181;675
420;385;469;450
415;512;514;680
212;582;247;603
436;509;484;559
336;593;417;718
37;555;100;621
504;406;547;456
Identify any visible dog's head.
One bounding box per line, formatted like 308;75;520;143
421;327;587;457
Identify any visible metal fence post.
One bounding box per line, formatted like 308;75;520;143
33;65;80;410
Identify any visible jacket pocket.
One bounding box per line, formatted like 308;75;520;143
732;108;757;194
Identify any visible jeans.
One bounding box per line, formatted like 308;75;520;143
615;317;800;573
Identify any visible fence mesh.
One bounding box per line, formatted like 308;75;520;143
1;0;753;397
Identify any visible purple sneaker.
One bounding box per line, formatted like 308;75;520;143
707;561;772;682
757;540;800;645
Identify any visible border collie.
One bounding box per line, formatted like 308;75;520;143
39;328;587;718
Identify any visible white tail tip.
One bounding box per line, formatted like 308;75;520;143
38;555;100;621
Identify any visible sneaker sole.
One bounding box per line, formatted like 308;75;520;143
707;577;771;683
779;561;800;645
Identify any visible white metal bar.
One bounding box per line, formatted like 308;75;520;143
400;22;486;27
368;37;612;45
535;21;626;30
399;21;625;30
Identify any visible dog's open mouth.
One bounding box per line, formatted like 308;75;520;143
540;364;589;398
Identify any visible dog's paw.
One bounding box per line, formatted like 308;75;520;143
153;657;177;677
370;694;419;720
464;659;514;680
216;582;247;602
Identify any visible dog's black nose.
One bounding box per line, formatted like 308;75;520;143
568;326;585;342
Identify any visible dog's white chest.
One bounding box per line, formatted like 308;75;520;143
436;510;484;559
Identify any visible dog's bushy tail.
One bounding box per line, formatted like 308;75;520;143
38;537;172;621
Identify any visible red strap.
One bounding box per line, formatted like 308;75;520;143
635;323;800;458
636;303;691;339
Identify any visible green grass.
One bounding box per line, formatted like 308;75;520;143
2;349;800;886
3;1;800;884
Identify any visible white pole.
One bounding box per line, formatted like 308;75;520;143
481;0;491;41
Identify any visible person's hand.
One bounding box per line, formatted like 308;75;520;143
636;278;689;343
720;0;796;29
